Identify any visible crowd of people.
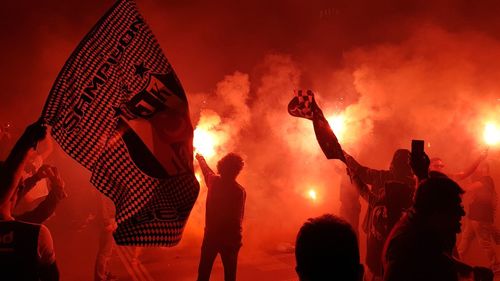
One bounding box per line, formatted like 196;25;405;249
0;120;499;281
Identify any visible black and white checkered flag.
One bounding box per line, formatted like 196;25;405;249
288;90;346;163
42;0;199;246
287;90;316;120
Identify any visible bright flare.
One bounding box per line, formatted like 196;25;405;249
483;122;500;146
193;128;218;159
308;189;317;202
327;114;346;142
193;110;229;161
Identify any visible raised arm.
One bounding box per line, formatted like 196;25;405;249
16;166;66;224
347;168;380;206
195;153;216;186
39;135;54;161
0;121;46;203
453;149;488;181
18;164;52;198
411;150;430;182
344;151;388;185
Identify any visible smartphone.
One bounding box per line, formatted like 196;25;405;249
411;140;424;158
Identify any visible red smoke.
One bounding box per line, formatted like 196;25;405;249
2;0;500;277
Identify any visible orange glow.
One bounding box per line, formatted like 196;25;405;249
193;127;218;159
483;122;500;146
195;172;201;182
327;114;346;142
193;111;228;161
307;189;317;202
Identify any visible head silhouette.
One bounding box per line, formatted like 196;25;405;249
389;149;413;180
217;153;244;180
413;177;465;234
295;214;363;281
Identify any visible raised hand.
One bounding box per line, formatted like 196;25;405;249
411;151;430;181
195;153;205;161
37;165;66;198
20;119;47;148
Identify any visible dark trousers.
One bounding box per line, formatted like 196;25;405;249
197;237;240;281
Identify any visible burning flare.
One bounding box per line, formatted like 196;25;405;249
193;128;218;159
193;110;228;161
483;122;500;146
307;189;318;202
327;114;346;142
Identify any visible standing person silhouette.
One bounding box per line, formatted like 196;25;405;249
195;153;246;281
344;149;416;280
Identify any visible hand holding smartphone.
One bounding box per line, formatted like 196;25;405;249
411;139;429;180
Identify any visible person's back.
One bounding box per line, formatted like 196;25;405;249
295;214;363;281
344;149;415;278
0;220;56;280
195;152;246;281
205;175;245;243
346;149;415;279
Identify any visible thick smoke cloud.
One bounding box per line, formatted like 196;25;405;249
186;25;500;249
1;0;500;267
329;25;500;167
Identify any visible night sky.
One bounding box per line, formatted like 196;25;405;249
2;0;500;126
